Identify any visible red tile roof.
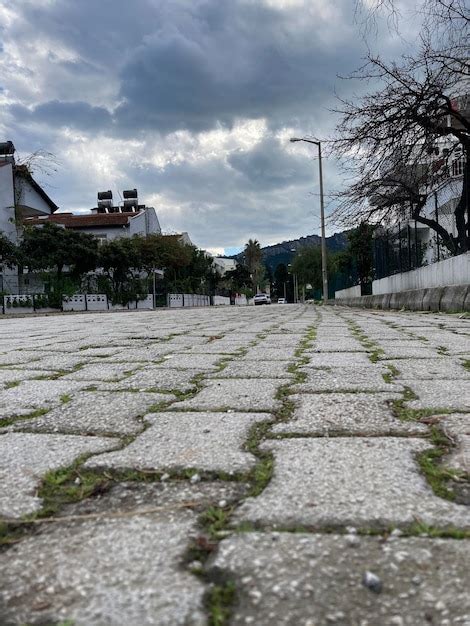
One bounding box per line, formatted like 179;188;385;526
24;212;141;228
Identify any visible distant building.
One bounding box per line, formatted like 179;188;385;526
24;189;161;241
212;257;237;276
0;141;58;291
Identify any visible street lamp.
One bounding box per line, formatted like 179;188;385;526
290;137;328;302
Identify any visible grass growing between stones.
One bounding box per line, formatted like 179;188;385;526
382;364;400;384
0;407;50;429
4;380;20;389
390;387;454;423
206;581;237;626
417;426;469;503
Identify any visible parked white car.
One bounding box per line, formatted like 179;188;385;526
277;297;287;304
253;293;271;305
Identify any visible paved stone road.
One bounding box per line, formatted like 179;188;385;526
0;304;469;625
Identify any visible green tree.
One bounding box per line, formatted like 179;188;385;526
224;263;252;294
291;247;323;293
98;237;144;304
0;233;18;271
20;224;98;280
337;223;375;288
273;263;289;298
243;239;264;293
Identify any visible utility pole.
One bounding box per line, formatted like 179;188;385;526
290;137;329;301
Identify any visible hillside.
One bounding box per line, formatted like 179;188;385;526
234;232;349;271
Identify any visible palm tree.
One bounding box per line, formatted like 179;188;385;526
244;239;264;293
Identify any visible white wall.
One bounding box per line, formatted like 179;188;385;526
0;163;18;242
335;285;361;299
129;208;161;236
17;178;54;216
372;252;470;294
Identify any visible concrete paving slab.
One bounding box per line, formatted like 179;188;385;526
406;380;470;411
379;346;441;359
272;393;424;436
171;379;281;412
235;438;470;529
0;482;244;626
0;379;89;418
0;368;56;386
386;358;470;380
152;353;224;370
440;413;470;473
94;345;175;362
60;363;143;382
303;352;374;367
13;353;90;372
0;432;118;519
240;347;297;361
0;350;50;366
85;411;269;473
209;533;470;626
209;360;293;379
6;391;174;436
99;367;203;392
293;368;402;393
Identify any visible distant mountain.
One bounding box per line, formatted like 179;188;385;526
234;231;349;271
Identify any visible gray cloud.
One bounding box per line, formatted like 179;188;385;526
9;101;112;132
0;0;407;249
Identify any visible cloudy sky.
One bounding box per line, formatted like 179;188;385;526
0;0;414;254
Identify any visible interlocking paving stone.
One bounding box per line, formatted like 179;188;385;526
0;482;245;626
386;358;470;380
60;363;143;382
209;360;293;379
152;353;224;370
302;352;374;367
0;350;50;365
171;379;281;411
378;346;442;359
440;413;470;473
0;379;88;417
405;380;470;411
292;368;402;393
6;391;174;436
99;367;203;392
273;393;420;436
240;347;297;361
13;353;90;372
234;438;470;529
85;411;269;473
209;533;470;626
0;368;56;385
94;345;175;362
0;432;118;519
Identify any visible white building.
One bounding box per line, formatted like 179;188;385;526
0;141;58;291
24;189;161;242
212;257;237;276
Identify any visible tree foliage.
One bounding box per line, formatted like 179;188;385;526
242;239;265;291
335;223;376;287
20;224;99;279
0;234;18;270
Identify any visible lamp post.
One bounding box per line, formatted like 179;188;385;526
290;137;328;302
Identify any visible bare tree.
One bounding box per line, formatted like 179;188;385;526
333;1;469;254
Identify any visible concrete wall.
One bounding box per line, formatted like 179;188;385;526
335;285;361;299
373;253;470;294
0;163;18;243
331;284;470;313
